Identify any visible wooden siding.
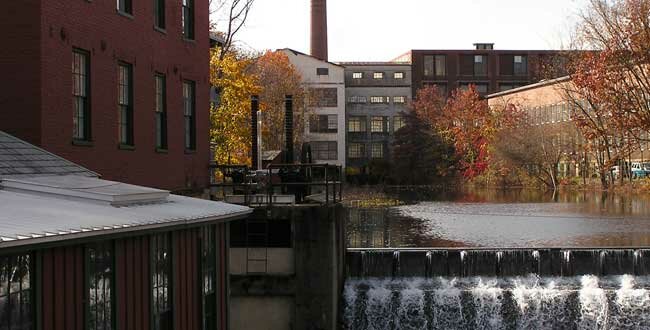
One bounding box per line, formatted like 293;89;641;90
116;236;150;330
40;246;85;330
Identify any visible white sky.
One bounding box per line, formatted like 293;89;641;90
218;0;588;62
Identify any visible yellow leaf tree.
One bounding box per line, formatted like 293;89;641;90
209;47;260;165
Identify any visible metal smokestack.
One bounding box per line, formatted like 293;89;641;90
251;95;260;169
311;0;328;61
284;95;294;164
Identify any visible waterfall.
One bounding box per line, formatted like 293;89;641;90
343;276;650;330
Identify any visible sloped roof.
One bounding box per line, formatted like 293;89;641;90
0;189;250;248
0;131;98;179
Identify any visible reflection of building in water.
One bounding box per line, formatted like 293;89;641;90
346;208;392;248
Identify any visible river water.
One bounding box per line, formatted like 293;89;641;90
346;189;650;248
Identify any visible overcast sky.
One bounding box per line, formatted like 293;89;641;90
215;0;588;62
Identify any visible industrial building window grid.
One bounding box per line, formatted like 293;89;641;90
201;225;218;330
316;68;329;76
348;143;365;158
183;80;196;150
373;72;384;79
117;0;132;14
369;96;387;104
474;55;488;76
394;72;404;79
154;0;166;29
394;116;406;131
352;72;363;79
182;0;194;39
393;96;406;104
118;62;134;146
371;116;387;133
152;233;173;330
309;115;338;133
311;141;338;160
460;83;488;95
348;117;366;133
0;254;32;330
155;74;168;150
73;49;91;141
348;96;367;104
371;143;384;158
87;241;115;330
310;88;338;107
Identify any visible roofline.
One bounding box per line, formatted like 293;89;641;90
278;48;344;68
0;209;252;250
486;75;572;99
410;49;567;53
338;62;412;66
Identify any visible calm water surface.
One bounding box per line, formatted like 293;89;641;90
346;189;650;248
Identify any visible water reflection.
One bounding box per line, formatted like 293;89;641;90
346;189;650;248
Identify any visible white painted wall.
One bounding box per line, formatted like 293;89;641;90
280;49;346;167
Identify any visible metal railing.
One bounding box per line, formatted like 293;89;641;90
209;163;343;207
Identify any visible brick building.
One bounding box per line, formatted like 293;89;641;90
0;0;210;193
405;43;566;98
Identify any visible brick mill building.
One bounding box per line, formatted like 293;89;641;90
0;0;211;193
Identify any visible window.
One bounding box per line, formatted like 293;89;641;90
73;49;91;141
371;116;386;133
155;74;167;150
183;81;196;150
348;117;366;133
393;116;406;131
87;242;114;330
201;226;217;330
435;55;446;76
474;55;487;76
348;96;367;104
393;72;404;79
118;63;133;146
460;83;488;95
316;68;329;76
182;0;194;39
371;143;384;158
309;115;338;133
348;143;365;158
393;96;406;104
152;234;172;330
311;141;338;160
352;72;363;79
155;0;166;29
373;72;384;79
310;88;338;107
424;55;446;76
0;254;32;330
514;55;527;75
117;0;132;14
370;96;387;104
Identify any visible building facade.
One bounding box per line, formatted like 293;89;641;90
342;63;412;174
0;0;210;192
280;49;346;168
408;43;566;98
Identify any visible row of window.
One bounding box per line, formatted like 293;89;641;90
421;81;528;97
422;54;528;77
347;96;407;105
351;72;405;80
117;0;194;39
73;49;196;151
348;143;385;159
310;141;338;161
526;102;574;125
0;228;219;330
348;116;406;133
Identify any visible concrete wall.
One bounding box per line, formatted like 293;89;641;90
230;297;295;330
281;49;346;167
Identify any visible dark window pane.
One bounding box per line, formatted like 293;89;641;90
152;233;172;330
183;81;196;150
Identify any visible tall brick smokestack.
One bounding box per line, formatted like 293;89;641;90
311;0;328;61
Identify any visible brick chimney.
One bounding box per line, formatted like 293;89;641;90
311;0;328;61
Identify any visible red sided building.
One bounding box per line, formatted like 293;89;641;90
0;0;211;192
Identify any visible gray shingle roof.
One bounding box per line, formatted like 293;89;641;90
0;131;98;178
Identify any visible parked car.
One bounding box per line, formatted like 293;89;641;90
631;162;650;179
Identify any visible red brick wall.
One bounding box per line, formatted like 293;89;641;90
0;0;43;145
2;0;210;191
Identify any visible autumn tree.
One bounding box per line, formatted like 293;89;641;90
209;48;260;165
249;51;309;157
